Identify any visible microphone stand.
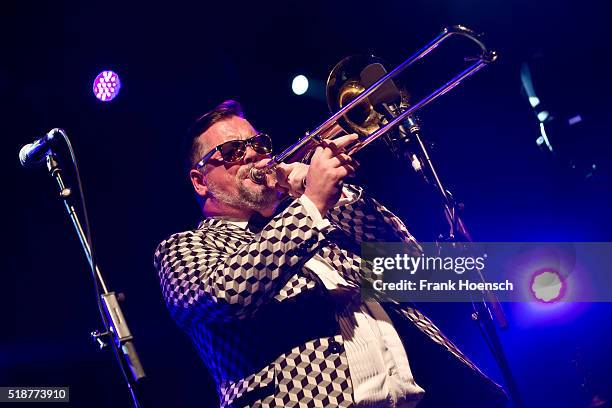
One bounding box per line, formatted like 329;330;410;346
44;151;145;407
381;104;525;408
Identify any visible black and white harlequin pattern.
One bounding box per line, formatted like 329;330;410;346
326;190;420;246
272;335;353;408
155;200;328;326
154;185;503;407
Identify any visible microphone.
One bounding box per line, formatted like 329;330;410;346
19;128;63;167
360;64;428;180
360;63;401;107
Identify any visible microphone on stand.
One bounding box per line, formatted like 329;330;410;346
359;64;429;183
19;128;64;167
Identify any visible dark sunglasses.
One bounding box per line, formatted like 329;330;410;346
194;133;273;169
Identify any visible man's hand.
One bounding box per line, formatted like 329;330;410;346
303;133;359;215
275;162;309;198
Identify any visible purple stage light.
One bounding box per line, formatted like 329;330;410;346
529;269;566;303
93;70;121;101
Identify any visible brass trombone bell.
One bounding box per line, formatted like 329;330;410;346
326;54;412;138
337;80;382;136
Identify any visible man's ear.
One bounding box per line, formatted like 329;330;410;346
189;169;208;200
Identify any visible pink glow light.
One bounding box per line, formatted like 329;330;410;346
93;70;121;102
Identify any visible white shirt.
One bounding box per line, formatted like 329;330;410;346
222;193;424;408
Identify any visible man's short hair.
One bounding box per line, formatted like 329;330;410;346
185;100;245;171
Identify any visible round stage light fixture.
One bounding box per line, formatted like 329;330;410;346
292;75;309;95
529;269;566;303
93;70;121;102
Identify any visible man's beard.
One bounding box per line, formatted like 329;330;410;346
207;164;279;212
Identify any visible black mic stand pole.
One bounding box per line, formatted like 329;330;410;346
45;152;145;408
382;105;524;408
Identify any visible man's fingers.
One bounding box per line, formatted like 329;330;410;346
275;163;309;196
335;164;357;179
254;158;273;169
287;174;308;192
319;123;346;140
310;145;325;161
323;133;359;152
274;164;291;186
275;183;288;192
327;153;359;169
315;134;358;159
336;153;354;166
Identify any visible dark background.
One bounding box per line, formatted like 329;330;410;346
3;0;612;407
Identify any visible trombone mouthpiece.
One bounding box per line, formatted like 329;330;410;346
249;167;267;185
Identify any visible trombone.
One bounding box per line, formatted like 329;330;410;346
249;25;497;184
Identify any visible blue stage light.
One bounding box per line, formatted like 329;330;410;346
530;269;566;303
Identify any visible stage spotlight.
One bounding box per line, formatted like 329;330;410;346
292;75;309;95
530;269;566;303
93;70;121;102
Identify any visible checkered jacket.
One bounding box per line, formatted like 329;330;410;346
154;185;504;407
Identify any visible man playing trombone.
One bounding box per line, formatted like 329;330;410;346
154;100;507;407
